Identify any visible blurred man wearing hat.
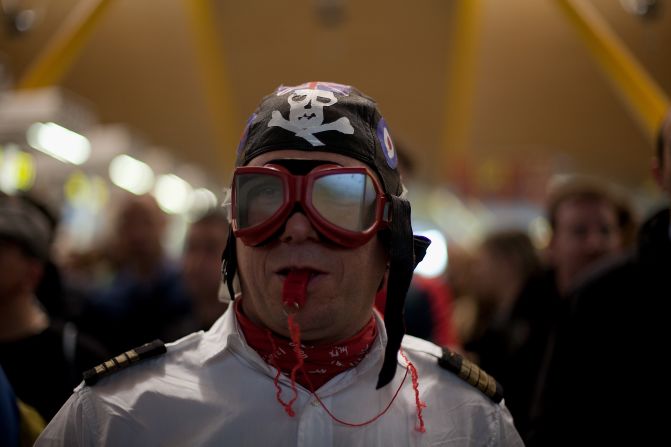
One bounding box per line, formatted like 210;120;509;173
0;195;107;422
529;112;671;446
37;82;522;446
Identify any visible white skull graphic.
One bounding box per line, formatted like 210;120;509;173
287;89;337;129
267;88;354;146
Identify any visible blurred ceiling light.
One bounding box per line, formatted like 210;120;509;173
414;229;449;278
188;187;218;220
13;9;37;32
26;122;91;165
154;174;193;214
0;143;35;193
109;154;154;195
1;0;45;35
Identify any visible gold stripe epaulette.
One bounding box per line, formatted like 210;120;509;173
437;347;504;403
83;339;166;386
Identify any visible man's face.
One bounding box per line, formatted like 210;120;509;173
472;249;511;304
0;240;42;300
550;197;622;287
116;197;165;261
236;150;388;343
182;219;228;299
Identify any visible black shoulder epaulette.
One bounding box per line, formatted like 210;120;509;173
438;347;504;403
83;339;166;386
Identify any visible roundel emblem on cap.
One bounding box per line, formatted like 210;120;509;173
376;117;397;169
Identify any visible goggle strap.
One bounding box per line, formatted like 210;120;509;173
222;226;238;301
377;196;415;389
383;201;392;223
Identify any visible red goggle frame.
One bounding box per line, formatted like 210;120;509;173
231;164;390;248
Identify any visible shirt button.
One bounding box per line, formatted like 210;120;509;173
311;400;320;407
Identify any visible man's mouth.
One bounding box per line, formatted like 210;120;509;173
278;268;326;309
298;113;317;120
276;267;325;280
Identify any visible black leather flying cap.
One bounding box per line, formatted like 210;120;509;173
236;82;402;197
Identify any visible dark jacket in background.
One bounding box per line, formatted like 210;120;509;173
529;208;671;446
467;268;562;437
0;321;108;421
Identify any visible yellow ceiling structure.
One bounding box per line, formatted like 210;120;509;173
1;0;670;195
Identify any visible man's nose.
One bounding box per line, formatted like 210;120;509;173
280;211;319;244
304;99;312;109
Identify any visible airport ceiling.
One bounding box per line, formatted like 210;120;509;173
1;0;670;196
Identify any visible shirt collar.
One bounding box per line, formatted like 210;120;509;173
199;303;241;364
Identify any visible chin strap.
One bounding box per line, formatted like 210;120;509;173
222;225;238;300
377;196;431;389
412;235;431;268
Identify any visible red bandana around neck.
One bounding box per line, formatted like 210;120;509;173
235;300;377;390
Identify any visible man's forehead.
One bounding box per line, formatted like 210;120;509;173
557;196;617;217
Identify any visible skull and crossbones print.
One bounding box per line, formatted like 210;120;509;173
268;88;354;146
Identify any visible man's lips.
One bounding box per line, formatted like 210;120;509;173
275;267;326;279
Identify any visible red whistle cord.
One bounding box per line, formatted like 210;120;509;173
266;321;417;429
246;269;426;432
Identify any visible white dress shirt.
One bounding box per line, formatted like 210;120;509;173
36;306;523;446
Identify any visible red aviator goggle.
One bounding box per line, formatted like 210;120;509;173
231;164;391;248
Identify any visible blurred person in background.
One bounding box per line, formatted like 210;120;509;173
1;365;46;447
402;275;460;348
444;243;480;346
179;209;230;332
374;273;460;349
466;230;543;363
0;194;107;421
545;175;636;296
1;365;20;447
380;144;460;349
465;230;542;433
15;193;72;321
530;112;671;446
76;194;192;355
466;176;634;440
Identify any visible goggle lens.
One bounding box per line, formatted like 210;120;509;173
235;174;284;228
311;173;378;232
